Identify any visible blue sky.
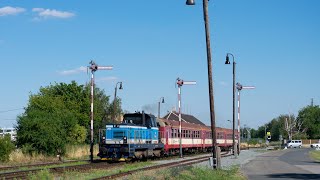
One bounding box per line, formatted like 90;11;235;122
1;0;320;130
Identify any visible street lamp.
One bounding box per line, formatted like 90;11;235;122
227;120;232;129
225;53;237;157
113;82;123;123
236;82;255;154
177;78;196;158
88;60;113;162
158;97;165;118
186;0;218;169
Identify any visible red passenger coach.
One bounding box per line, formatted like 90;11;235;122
158;111;237;155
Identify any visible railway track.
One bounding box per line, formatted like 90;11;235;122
93;156;211;180
0;160;123;180
0;159;90;172
0;151;231;179
93;152;231;180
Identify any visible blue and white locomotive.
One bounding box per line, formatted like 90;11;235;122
98;112;164;161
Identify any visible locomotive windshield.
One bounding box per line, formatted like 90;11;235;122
123;113;157;128
123;116;143;125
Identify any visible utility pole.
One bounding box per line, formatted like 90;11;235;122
185;0;217;169
88;61;113;162
176;78;196;158
265;125;268;144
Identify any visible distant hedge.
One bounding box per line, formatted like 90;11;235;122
0;135;15;162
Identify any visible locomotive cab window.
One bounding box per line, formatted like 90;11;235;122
123;116;142;125
123;113;157;128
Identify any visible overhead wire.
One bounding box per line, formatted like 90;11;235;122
0;108;24;114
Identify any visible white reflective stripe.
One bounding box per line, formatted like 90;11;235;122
97;66;113;70
183;81;196;85
105;125;159;129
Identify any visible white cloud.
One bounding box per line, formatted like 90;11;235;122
0;6;25;16
32;8;75;19
96;77;118;83
58;66;87;76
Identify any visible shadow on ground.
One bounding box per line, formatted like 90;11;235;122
268;173;320;179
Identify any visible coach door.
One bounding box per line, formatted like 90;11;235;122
202;131;205;148
166;129;169;146
191;130;194;145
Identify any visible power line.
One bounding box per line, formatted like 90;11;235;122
0;108;24;114
1;119;17;121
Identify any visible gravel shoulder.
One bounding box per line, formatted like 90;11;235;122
152;149;268;170
193;149;269;169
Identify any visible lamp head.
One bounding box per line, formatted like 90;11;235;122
186;0;195;5
161;97;165;103
225;54;231;64
119;82;123;90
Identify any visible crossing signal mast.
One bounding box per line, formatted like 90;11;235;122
88;61;113;162
176;78;196;158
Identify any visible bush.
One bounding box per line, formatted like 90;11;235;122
0;135;15;162
247;139;260;145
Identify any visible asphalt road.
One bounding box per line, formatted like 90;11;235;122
241;148;320;180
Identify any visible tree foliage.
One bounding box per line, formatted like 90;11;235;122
297;105;320;139
0;134;15;162
16;81;120;156
251;105;320;141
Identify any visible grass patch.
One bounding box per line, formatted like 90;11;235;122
128;165;246;180
64;144;99;160
57;161;155;179
0;144;98;167
310;150;320;162
32;161;245;180
7;149;58;165
28;169;54;180
0;161;89;173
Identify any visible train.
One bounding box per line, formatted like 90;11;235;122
97;111;238;161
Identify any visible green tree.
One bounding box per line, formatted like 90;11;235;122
297;105;320;139
254;126;266;139
16;81;120;156
269;118;282;141
249;128;258;138
68;124;87;144
16;99;76;155
0;134;15;162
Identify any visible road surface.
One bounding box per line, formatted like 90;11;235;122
241;148;320;180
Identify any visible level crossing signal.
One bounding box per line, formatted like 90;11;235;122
267;131;271;140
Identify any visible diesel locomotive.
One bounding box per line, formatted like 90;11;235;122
98;111;238;161
98;112;164;161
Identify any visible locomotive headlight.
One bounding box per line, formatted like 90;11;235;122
123;136;127;144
